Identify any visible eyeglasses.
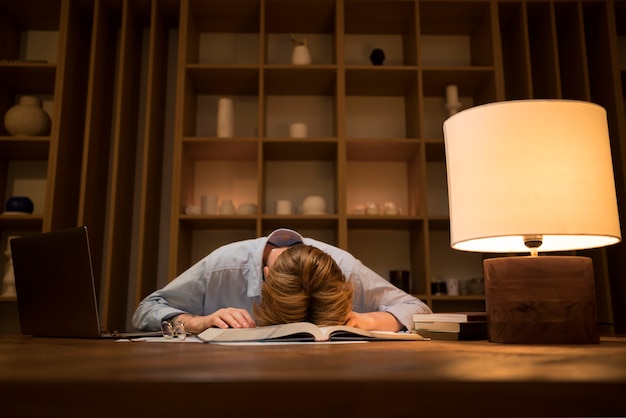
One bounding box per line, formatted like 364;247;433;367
161;320;187;340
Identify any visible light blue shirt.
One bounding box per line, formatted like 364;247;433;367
132;229;431;331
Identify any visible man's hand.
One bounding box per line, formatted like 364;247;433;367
344;311;403;332
175;308;256;333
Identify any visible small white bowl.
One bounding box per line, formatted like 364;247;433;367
237;203;257;215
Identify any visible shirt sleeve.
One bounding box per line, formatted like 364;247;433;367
348;262;432;331
132;259;208;331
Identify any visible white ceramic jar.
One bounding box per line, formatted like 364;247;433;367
4;96;51;136
302;196;326;215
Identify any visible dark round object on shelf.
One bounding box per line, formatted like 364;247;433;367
5;196;34;214
369;48;385;65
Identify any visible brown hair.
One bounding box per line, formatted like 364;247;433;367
254;245;353;326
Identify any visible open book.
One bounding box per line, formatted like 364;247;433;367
197;322;428;343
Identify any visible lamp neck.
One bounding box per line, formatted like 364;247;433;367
524;235;543;257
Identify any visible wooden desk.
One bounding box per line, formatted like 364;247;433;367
1;335;625;417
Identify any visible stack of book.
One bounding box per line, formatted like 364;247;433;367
413;312;487;340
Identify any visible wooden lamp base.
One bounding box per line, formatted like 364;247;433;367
483;256;599;344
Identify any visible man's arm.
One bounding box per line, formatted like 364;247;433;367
172;308;256;333
344;311;403;331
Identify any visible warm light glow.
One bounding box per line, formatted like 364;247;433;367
443;100;621;253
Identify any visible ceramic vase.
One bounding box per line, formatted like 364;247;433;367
292;45;311;65
219;199;236;215
4;96;51;136
217;98;234;138
302;195;326;214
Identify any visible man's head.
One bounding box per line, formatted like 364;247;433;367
254;244;353;326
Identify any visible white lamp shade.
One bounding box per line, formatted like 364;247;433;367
443;100;621;253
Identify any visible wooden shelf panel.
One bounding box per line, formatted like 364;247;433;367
186;66;259;95
345;67;418;96
0;214;43;229
180;215;257;230
346;139;420;161
0;137;49;160
0;64;56;94
261;216;339;231
263;139;337;161
347;216;423;230
264;67;337;95
183;139;259;161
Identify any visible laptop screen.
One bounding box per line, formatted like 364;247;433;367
11;226;103;338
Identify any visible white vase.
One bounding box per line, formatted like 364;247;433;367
291;45;311;65
4;96;51;136
217;98;234;138
219;199;236;215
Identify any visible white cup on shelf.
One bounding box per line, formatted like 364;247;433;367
289;123;308;138
201;194;218;215
276;200;293;215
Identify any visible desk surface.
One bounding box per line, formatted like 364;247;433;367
1;335;625;417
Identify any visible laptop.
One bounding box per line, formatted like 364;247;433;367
11;226;160;338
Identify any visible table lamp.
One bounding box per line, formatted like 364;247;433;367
443;100;621;344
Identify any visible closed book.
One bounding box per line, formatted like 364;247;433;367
414;321;487;333
415;329;487;341
413;312;487;323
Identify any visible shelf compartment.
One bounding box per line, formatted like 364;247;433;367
344;0;418;66
181;140;259;215
184;67;260;137
419;1;495;67
346;140;423;217
263;160;337;215
346;225;427;295
198;33;260;65
264;93;336;138
184;0;261;64
421;67;496;138
264;0;336;65
345;69;419;139
428;228;484;286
